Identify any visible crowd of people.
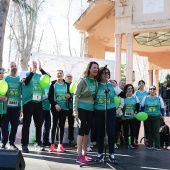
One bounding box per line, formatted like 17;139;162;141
0;60;169;165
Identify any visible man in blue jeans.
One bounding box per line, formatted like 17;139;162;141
1;62;21;150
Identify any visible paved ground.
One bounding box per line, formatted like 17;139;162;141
1;117;170;170
11;143;169;170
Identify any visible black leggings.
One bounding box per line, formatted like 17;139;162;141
123;118;136;146
51;107;68;144
78;108;93;136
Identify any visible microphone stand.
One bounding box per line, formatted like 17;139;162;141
80;69;118;169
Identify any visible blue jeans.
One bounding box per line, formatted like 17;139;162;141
95;108;116;154
42;110;51;144
2;107;20;145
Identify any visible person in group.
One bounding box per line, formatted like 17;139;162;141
65;73;75;146
110;80;125;149
141;85;165;150
94;68;125;163
73;61;99;164
159;80;170;116
134;80;148;146
48;70;70;152
122;84;140;149
1;62;21;150
119;80;126;91
21;59;47;153
42;74;51;147
0;68;7;145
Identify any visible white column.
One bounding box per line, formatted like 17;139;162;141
155;70;159;95
114;34;122;83
126;33;133;84
148;70;153;88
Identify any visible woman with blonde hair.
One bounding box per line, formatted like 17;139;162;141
73;61;99;164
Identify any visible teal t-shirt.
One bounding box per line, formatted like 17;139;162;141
0;100;6;114
69;93;73;109
144;96;161;116
5;75;21;108
54;82;69;110
123;95;137;119
135;90;148;110
22;72;42;105
42;85;50;110
94;82;116;111
78;77;97;111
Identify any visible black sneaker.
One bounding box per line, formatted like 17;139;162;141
69;140;76;146
22;145;29;153
108;155;117;164
155;146;161;151
43;142;51;148
8;144;19;150
128;145;136;149
147;145;153;149
0;144;6;149
95;154;103;162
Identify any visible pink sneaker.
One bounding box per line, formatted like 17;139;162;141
83;153;94;161
49;144;55;152
56;144;66;152
76;155;88;164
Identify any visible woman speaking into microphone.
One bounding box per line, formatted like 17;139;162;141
94;66;125;163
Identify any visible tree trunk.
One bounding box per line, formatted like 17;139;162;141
0;0;10;67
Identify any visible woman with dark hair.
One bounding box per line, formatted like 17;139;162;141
94;67;125;163
141;85;165;150
134;80;148;146
122;84;140;148
73;61;99;164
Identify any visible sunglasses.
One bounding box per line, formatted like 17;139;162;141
102;72;110;75
149;88;156;91
0;72;4;75
127;87;133;90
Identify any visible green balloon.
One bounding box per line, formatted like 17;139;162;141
0;80;8;95
70;80;77;93
114;96;120;107
39;75;50;89
135;112;148;121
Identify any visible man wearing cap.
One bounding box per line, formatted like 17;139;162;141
160;80;170;116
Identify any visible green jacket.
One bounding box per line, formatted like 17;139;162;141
73;78;97;115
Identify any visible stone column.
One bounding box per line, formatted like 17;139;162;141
126;33;133;84
114;34;122;83
155;70;159;95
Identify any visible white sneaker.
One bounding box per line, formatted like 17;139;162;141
86;147;92;152
114;144;118;149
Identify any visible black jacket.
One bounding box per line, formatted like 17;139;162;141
48;80;70;108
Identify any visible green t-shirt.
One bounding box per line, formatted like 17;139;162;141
54;82;69;110
22;72;42;105
144;96;161;116
0;100;6;114
123;95;137;119
94;82;116;110
5;75;21;108
78;77;97;111
42;85;50;110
